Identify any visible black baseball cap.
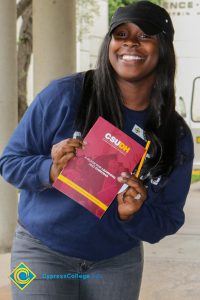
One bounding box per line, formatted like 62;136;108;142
109;1;174;41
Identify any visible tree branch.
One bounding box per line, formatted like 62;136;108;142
17;0;32;19
18;4;32;120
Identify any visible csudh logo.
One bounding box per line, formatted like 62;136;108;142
104;133;130;153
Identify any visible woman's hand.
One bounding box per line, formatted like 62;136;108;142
50;138;84;183
117;172;147;221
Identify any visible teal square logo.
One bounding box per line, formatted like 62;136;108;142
9;262;36;290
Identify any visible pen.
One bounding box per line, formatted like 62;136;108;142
135;140;151;178
118;140;151;194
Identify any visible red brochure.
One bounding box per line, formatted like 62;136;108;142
53;117;146;218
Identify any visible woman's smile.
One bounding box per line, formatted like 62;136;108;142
118;53;146;63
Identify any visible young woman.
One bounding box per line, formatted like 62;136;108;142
0;1;194;299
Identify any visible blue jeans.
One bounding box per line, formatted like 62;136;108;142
10;222;143;300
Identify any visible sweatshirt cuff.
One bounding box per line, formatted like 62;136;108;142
114;207;144;236
38;158;53;189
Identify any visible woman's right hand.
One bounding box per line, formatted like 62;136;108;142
50;138;84;183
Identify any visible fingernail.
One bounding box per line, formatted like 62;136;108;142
121;172;130;178
117;176;126;183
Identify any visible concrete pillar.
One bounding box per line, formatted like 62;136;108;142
0;0;18;252
33;0;76;95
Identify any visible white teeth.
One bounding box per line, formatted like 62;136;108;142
121;55;144;61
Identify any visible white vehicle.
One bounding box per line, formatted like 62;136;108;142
161;0;200;169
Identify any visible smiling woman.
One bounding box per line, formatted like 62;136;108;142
109;22;159;99
0;1;194;300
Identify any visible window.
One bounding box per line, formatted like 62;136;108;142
178;96;186;118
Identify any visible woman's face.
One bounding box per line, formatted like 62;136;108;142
109;23;159;83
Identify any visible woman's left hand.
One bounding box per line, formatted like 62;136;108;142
117;172;147;221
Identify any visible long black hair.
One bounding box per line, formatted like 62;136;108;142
75;31;179;179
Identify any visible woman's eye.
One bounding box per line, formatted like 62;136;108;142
113;31;128;39
138;33;154;40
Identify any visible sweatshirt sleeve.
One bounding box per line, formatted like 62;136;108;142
0;93;54;192
0;73;83;192
114;127;194;244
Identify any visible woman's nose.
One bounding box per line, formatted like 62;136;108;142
122;39;139;48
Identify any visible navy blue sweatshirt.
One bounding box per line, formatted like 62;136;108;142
0;72;194;261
